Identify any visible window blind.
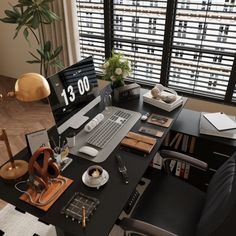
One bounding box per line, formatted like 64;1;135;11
168;0;236;101
76;0;105;73
75;0;236;103
112;0;167;85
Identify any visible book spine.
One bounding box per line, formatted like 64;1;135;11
163;132;170;146
169;160;176;172
174;133;183;149
189;137;196;154
169;133;180;147
181;135;189;152
184;163;190;179
175;161;181;176
180;162;186;178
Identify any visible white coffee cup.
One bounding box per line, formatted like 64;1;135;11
86;165;104;186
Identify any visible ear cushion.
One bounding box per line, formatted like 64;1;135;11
28;147;59;187
47;160;60;178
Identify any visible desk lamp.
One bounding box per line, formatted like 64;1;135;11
0;73;50;181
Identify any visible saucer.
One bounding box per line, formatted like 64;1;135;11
82;169;109;189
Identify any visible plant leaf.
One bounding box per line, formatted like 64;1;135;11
29;14;40;29
46;10;61;21
4;10;18;19
19;0;33;6
44;41;51;53
13;30;19;39
29;51;40;60
40;10;53;24
0;17;17;23
26;60;40;64
23;28;29;42
53;46;63;58
37;49;46;59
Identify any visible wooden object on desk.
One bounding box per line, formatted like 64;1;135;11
20;175;73;211
120;132;156;153
0;129;28;181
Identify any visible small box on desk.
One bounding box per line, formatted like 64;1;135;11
113;83;140;102
143;90;183;112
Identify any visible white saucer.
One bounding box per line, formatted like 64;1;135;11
82;169;109;189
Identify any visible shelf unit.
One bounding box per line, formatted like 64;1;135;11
161;108;236;191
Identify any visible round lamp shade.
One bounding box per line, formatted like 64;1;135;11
15;73;51;102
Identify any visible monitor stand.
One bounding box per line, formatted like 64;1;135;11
68;106;141;163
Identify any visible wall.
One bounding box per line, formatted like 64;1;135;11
0;1;39;78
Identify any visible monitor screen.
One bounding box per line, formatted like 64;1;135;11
47;56;107;134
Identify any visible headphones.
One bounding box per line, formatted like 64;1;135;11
151;84;177;103
28;147;60;192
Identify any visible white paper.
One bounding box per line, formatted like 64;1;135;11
203;112;236;131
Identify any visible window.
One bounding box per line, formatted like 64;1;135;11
112;0;167;85
168;0;236;101
76;0;105;73
76;0;236;104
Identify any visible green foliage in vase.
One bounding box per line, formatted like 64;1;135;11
101;50;132;88
0;0;63;77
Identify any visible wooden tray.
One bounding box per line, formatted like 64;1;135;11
20;175;73;211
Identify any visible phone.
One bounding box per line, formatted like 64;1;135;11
138;126;164;138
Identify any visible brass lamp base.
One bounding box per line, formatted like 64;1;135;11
0;160;28;181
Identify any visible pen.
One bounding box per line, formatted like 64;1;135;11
58;135;61;152
82;206;86;228
116;155;129;184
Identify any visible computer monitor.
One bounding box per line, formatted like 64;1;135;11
47;56;108;135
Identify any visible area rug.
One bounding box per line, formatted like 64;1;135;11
0;204;56;236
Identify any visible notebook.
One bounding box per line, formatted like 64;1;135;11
203;112;236;131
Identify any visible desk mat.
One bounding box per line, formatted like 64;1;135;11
20;175;73;211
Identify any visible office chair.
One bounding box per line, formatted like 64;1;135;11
119;150;236;236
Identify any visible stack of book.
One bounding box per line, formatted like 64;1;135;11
152;132;196;179
199;112;236;139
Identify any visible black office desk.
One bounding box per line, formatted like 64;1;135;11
0;89;186;236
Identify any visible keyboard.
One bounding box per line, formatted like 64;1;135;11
87;110;132;148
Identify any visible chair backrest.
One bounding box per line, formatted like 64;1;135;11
196;151;236;236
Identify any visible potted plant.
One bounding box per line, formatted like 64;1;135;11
101;50;132;89
1;0;63;77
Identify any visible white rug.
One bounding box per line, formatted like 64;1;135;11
0;204;56;236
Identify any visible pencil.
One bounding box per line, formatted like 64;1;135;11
82;206;86;228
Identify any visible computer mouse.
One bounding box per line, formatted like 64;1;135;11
78;146;98;157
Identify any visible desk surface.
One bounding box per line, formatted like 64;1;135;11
172;108;236;146
0;89;186;236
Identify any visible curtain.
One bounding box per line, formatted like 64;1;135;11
41;0;80;76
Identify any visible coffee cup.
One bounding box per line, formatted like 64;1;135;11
86;165;104;186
